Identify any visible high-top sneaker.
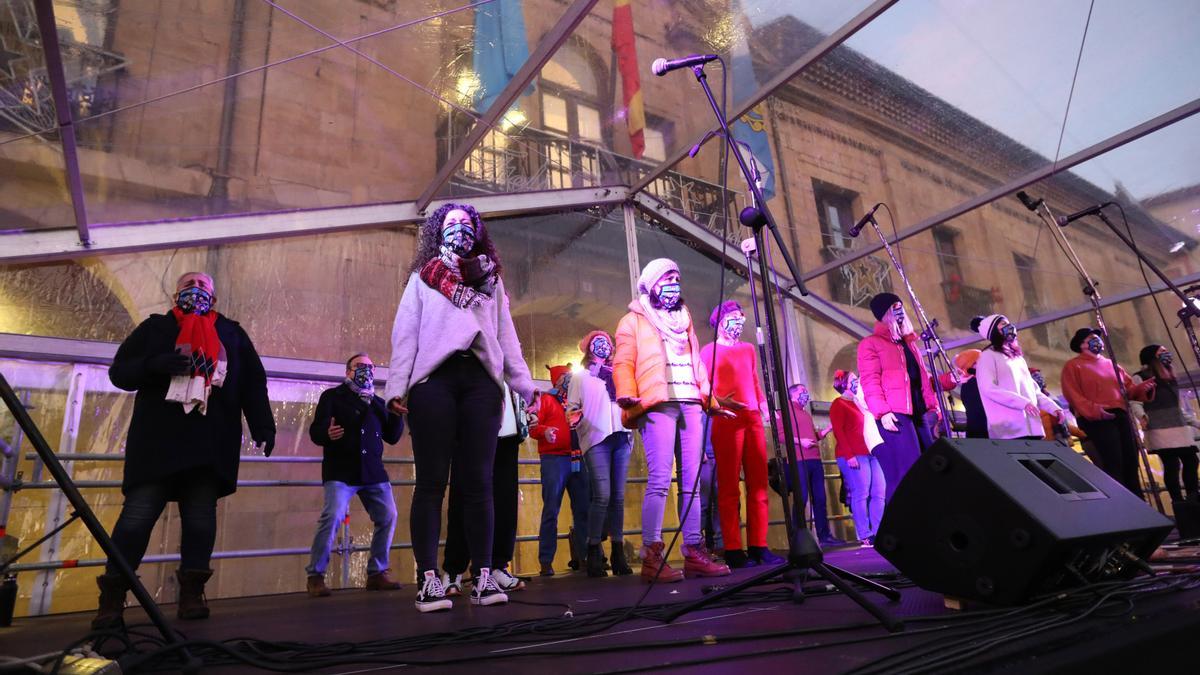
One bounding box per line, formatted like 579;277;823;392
639;541;683;584
440;571;464;597
470;568;509;606
683;544;731;578
490;566;525;592
610;541;633;576
415;570;453;612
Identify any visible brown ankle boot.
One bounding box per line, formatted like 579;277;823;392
307;574;331;597
176;569;213;620
91;573;128;630
683;544;731;578
640;541;683;584
365;569;402;591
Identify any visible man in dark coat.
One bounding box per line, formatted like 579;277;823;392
305;353;404;596
93;272;275;629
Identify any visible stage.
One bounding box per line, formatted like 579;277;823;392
4;546;1200;674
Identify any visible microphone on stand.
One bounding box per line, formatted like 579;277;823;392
848;202;883;238
1016;191;1043;212
1056;202;1114;227
651;54;719;76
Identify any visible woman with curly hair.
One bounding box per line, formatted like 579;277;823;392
386;203;536;613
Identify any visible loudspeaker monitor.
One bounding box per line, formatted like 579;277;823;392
874;437;1173;605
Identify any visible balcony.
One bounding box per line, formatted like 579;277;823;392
442;124;737;242
942;280;995;332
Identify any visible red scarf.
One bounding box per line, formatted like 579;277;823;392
170;307;222;385
419;257;489;309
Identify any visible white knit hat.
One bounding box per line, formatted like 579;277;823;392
978;314;1006;341
637;258;680;295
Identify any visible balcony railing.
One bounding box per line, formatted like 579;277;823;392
442;124;737;241
942;281;995;331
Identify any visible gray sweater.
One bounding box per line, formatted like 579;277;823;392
385;272;536;405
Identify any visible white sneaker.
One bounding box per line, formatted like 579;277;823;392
469;568;509;606
441;571;464;597
415;570;452;613
490;566;525;592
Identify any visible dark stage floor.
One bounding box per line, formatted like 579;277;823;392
5;547;1200;674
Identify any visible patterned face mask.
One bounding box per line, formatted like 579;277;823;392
351;364;374;390
1001;324;1018;342
793;390;810;407
847;377;860;396
1031;371;1046;390
176;287;213;315
1086;336;1104;355
1159;351;1173;367
590;335;613;360
891;304;905;324
441;220;476;256
655;282;682;309
721;315;745;341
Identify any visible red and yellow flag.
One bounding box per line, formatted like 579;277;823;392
612;0;644;158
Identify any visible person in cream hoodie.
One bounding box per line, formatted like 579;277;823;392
973;314;1064;440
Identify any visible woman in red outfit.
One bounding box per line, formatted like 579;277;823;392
698;301;783;568
829;370;886;546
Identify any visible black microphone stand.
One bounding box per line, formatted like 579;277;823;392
1021;198;1165;513
661;63;902;631
857;212;958;437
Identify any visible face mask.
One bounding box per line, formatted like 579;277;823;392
656;282;681;309
1086;336;1104;355
176;287;213;315
1159;351;1173;367
721;315;745;340
793;391;810;407
848;378;859;396
891;304;905;324
1031;371;1046;390
590;336;613;361
351;364;374;390
1001;324;1017;342
441;220;476;256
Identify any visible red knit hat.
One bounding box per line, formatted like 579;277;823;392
546;364;571;387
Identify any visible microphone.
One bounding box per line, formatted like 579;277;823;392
1015;191;1043;212
1056;202;1114;227
651;54;719;76
848;202;883;238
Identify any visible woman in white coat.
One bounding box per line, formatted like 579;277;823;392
972;314;1065;440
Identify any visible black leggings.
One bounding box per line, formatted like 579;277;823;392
1079;410;1143;498
107;469;222;574
444;434;521;575
1153;446;1200;503
406;352;503;576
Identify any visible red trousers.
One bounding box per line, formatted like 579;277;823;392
711;410;770;550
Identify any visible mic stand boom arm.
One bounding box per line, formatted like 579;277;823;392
861;213;958;437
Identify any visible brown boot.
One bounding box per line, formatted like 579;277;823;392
307;574;331;597
640;542;683;584
91;573;128;630
365;569;402;591
683;544;731;578
176;569;213;620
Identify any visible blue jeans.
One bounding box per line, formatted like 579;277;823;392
837;455;886;541
799;458;832;540
678;431;723;550
585;432;633;545
538;455;590;565
307;481;398;576
644;402;705;546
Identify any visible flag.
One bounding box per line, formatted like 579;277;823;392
612;0;645;158
473;0;534;113
729;7;775;200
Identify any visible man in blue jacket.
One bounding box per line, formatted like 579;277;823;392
306;353;405;596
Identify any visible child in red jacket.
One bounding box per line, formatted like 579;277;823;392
530;365;589;576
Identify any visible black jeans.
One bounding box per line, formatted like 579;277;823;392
1079;409;1143;498
443;433;521;575
106;469;222;574
407;352;503;576
1153;446;1200;502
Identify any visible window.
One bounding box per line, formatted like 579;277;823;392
1014;253;1050;346
933;227;963;284
643;127;667;162
813;179;875;306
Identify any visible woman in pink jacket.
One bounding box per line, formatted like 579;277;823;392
856;293;940;503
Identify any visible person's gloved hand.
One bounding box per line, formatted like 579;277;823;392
254;431;276;457
147;351;191;376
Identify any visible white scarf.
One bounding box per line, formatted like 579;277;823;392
638;294;692;355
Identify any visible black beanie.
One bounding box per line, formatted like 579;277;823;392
870;292;902;321
1139;344;1162;366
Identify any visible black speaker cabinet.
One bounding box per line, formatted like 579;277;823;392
874;437;1173;605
